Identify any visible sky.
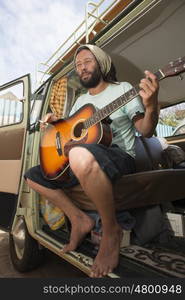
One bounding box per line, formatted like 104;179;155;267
0;0;92;90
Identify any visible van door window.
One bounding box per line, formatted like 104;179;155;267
0;82;23;127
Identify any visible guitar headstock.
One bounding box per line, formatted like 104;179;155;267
160;56;185;78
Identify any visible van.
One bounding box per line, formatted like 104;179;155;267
0;0;185;278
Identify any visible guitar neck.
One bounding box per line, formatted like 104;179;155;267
84;69;164;129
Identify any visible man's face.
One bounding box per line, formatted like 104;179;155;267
75;49;102;88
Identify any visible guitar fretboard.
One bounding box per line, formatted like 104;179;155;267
84;70;163;129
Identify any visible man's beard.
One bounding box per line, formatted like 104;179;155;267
79;65;102;88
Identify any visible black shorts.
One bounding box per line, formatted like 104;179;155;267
24;144;136;190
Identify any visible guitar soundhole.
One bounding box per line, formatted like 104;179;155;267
73;122;85;138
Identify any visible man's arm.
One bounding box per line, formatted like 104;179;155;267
133;70;159;138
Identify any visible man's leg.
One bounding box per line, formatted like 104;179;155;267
26;179;95;251
68;147;123;278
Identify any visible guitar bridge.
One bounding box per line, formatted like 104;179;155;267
56;132;62;156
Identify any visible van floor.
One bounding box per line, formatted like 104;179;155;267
42;225;185;278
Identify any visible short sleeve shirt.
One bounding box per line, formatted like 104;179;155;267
70;82;144;157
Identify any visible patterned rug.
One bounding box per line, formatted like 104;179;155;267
120;245;185;278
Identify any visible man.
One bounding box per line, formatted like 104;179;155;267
25;44;159;277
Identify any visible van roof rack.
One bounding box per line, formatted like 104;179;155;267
37;0;134;85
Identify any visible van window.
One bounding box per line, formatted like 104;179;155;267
156;102;185;137
30;83;50;125
0;82;23;126
30;97;43;125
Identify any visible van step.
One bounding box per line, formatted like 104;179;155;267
42;225;185;278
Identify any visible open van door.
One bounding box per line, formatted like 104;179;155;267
0;74;30;231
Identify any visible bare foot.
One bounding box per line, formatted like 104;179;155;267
90;225;123;278
62;213;95;253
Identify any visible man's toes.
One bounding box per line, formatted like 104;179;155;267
61;244;69;253
91;265;105;278
103;267;112;277
103;270;108;276
108;268;113;274
91;262;97;273
101;267;108;277
62;243;74;253
90;263;98;277
93;270;100;278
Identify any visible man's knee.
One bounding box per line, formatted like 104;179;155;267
69;147;100;179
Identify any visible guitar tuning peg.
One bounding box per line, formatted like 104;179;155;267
179;74;183;80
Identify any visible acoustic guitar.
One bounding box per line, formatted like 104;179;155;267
40;57;185;180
